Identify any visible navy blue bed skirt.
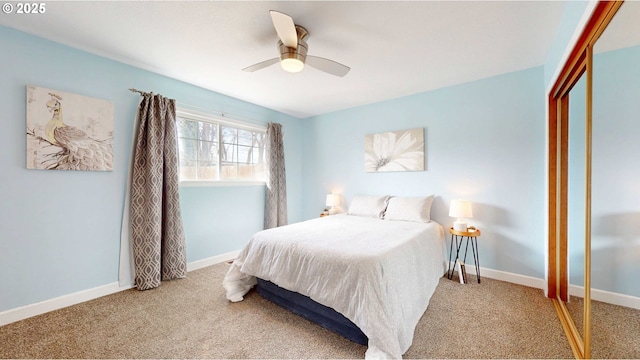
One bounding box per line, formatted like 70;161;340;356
256;278;368;345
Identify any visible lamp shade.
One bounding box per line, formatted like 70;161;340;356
449;200;473;219
449;199;472;231
326;194;340;207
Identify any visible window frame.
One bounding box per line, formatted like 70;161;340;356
176;108;267;186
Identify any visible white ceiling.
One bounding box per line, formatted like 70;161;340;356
0;1;567;119
596;1;640;53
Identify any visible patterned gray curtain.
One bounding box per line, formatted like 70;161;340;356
264;122;287;229
130;93;187;290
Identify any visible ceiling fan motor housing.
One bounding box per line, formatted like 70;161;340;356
278;38;308;63
278;25;309;64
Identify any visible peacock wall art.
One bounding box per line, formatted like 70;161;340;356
26;85;114;171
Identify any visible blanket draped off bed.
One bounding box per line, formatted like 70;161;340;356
223;214;447;359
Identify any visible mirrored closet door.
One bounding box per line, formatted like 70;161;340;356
547;1;623;358
567;72;587;342
589;1;640;357
547;1;640;358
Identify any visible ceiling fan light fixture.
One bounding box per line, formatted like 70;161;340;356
278;38;307;73
281;58;304;73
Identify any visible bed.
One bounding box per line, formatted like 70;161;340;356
223;195;446;359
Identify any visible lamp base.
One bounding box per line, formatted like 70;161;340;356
328;206;337;215
453;220;467;232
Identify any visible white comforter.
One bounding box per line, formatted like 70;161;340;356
223;214;447;359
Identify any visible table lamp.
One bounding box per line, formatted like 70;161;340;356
326;194;340;215
449;199;473;231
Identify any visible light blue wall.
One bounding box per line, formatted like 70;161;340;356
301;67;547;279
180;186;266;260
0;25;302;312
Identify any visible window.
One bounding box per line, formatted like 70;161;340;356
176;110;267;183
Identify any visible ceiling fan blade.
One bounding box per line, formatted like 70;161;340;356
242;58;279;72
306;56;351;77
270;10;298;49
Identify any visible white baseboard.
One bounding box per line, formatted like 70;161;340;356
0;251;240;327
187;250;239;272
449;261;545;289
476;267;546;289
450;261;640;310
569;284;640;310
0;281;132;327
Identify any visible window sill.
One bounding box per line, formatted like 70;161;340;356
179;180;266;187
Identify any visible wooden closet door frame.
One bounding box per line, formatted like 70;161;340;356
547;1;622;358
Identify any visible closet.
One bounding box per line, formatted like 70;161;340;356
547;1;640;358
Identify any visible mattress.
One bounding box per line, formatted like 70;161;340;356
223;214;446;358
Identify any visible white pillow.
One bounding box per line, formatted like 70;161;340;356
347;195;390;218
383;195;435;222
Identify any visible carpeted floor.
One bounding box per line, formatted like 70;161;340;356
566;295;640;359
0;262;622;359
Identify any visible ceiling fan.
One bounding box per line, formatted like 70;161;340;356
242;10;351;77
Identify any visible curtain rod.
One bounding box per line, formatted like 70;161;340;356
128;88;266;127
128;88;152;95
176;102;270;129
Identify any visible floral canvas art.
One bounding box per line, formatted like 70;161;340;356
364;128;424;172
26;85;114;171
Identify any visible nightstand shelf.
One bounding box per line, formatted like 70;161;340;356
447;227;481;283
